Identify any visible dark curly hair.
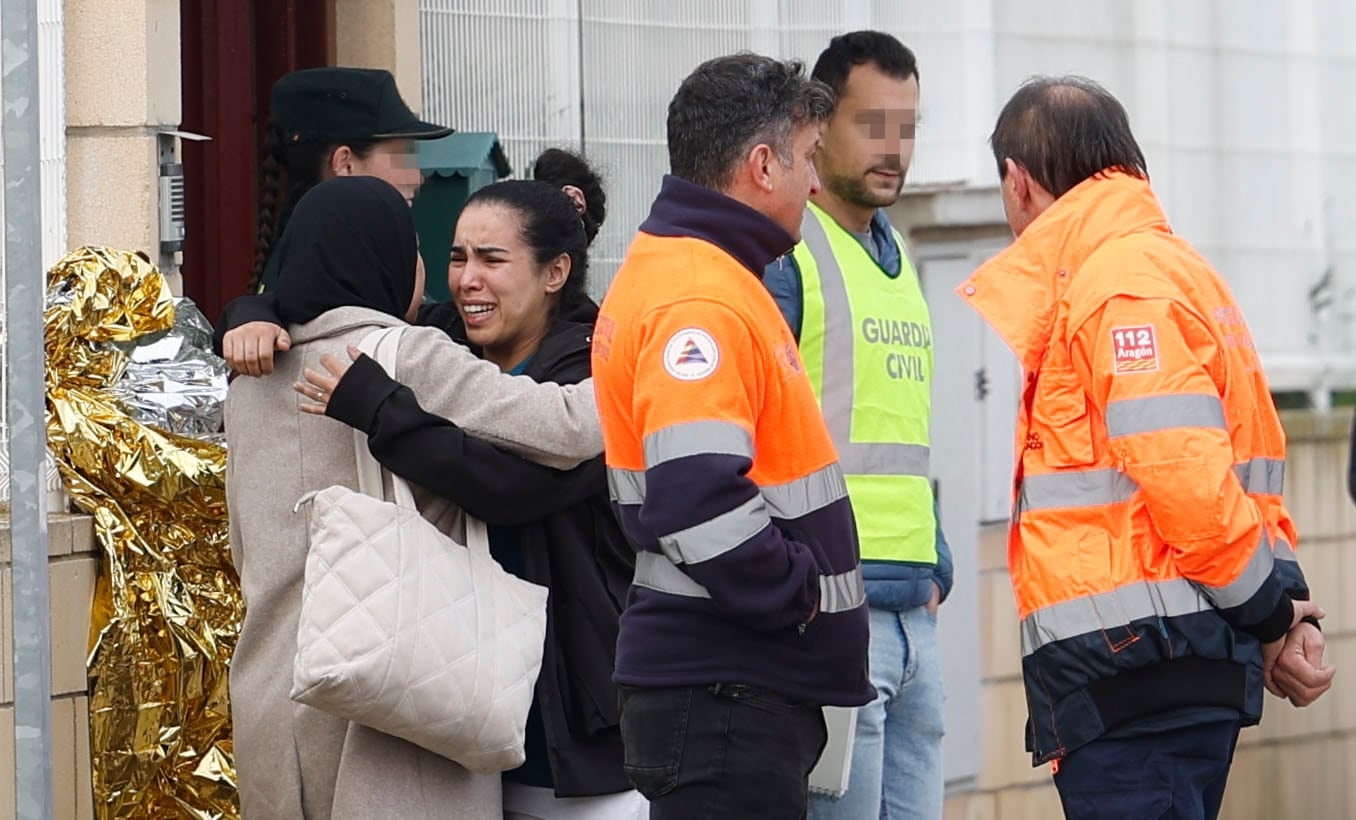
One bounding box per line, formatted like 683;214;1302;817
532;148;606;245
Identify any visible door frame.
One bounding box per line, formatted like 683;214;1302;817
179;0;335;320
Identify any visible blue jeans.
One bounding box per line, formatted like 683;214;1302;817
810;605;945;820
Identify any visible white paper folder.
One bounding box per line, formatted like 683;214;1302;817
808;706;858;797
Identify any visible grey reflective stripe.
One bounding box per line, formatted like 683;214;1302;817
799;209;930;478
633;552;711;599
643;421;753;468
761;464;849;520
1105;394;1227;439
838;444;930;478
1274;538;1297;562
1019;457;1285;515
1198;530;1276;609
608;468;646;505
1019;468;1140;512
633;553;866;617
658;495;769;565
1235;457;1285;496
613;463;849;519
819;566;867;614
1021;578;1211;657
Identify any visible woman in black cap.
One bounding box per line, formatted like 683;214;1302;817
250;66;453;294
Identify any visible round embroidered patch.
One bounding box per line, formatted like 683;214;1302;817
662;327;720;380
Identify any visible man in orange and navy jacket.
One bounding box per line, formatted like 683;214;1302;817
591;54;874;819
959;75;1336;820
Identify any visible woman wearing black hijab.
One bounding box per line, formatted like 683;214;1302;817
268;174;422;325
223;176;604;820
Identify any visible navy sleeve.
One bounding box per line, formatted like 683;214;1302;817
932;497;954;601
630;302;821;632
762;255;804;342
212;292;282;356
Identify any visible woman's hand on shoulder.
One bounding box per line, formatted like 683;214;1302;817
224;321;291;376
295;346;361;416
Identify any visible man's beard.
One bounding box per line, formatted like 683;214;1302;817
825;163;905;209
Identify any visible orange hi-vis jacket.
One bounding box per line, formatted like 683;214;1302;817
959;172;1309;765
591;175;874;707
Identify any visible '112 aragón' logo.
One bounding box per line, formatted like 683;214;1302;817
1111;325;1159;374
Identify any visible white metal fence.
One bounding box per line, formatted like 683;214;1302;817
421;0;1356;394
421;0;932;291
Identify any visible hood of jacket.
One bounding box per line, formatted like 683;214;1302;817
957;171;1173;372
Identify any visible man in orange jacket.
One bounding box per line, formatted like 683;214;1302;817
592;55;874;819
959;76;1335;820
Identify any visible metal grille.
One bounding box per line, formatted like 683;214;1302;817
420;0;1008;291
423;0;884;292
578;0;785;283
421;1;583;173
420;0;1356;389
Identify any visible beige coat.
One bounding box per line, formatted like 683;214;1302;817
224;307;602;820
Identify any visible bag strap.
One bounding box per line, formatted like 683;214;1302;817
354;327;418;511
352;326;492;557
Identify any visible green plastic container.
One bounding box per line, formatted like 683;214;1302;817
412;132;512;302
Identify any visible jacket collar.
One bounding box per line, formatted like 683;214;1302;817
521;320;593;379
807;201;904;277
957;172;1171;371
640;175;796;276
289;305;402;343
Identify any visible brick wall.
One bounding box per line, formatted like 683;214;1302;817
0;513;97;819
944;408;1356;820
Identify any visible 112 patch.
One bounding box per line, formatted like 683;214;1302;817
1111;324;1159;374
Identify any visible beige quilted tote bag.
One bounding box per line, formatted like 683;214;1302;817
291;326;549;774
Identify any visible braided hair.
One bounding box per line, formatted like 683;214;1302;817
248;127;379;292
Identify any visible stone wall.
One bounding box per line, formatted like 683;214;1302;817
944;408;1356;819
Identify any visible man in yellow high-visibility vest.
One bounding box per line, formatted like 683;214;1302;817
764;31;951;820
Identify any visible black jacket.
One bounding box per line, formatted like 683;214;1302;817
325;308;633;798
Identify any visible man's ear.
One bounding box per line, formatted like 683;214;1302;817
745;142;778;193
1004;158;1030;206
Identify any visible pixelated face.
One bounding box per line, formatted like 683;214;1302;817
817;64;919;210
346;139;423;204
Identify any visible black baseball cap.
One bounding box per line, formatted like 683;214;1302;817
271;67;453;144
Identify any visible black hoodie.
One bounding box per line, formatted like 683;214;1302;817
320;297;633;798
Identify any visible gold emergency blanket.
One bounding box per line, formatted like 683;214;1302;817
44;247;242;819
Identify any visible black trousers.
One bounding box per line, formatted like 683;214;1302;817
618;684;828;820
1054;720;1242;820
